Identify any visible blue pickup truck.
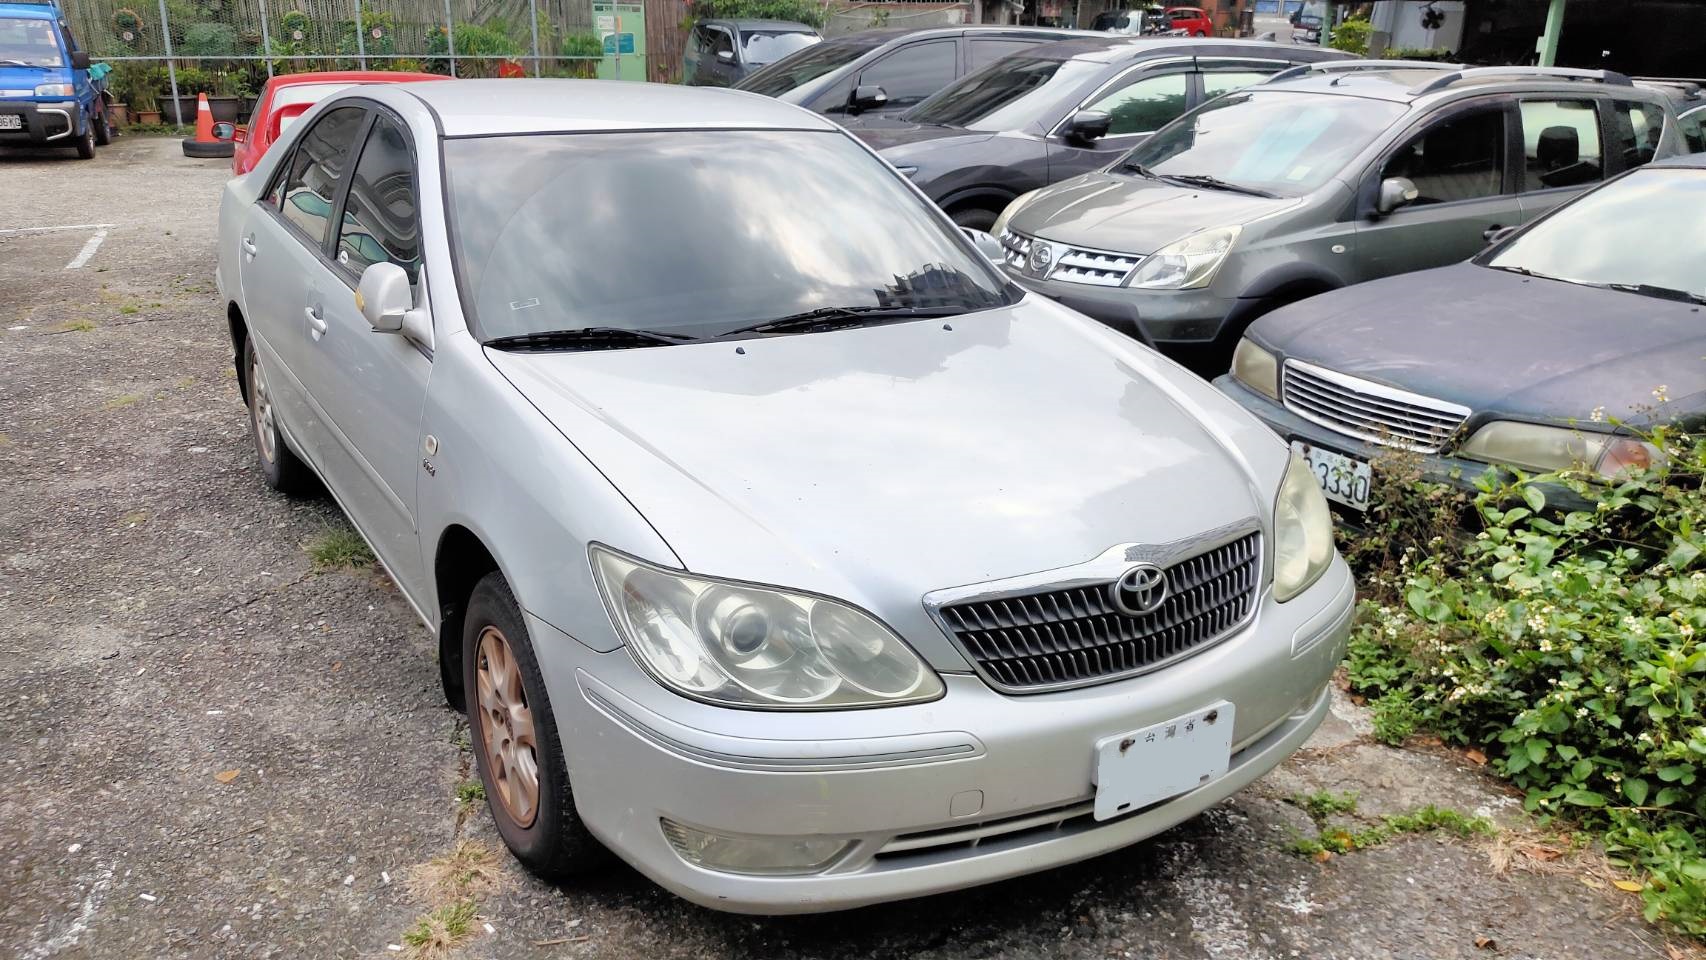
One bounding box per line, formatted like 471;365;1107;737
0;0;112;159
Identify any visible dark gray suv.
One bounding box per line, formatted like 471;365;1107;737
995;63;1692;370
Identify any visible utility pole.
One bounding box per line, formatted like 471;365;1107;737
1537;0;1566;66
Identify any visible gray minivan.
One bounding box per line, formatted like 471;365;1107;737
994;63;1692;370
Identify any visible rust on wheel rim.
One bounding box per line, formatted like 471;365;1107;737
475;626;540;828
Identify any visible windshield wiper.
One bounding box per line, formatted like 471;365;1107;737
1601;282;1706;305
1114;160;1159;179
0;59;33;66
1487;264;1543;278
717;304;965;339
482;326;695;352
1159;174;1277;198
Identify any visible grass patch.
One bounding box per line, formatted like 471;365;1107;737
102;393;141;410
1289;804;1496;858
119;305;139;315
1368;690;1420;746
1291;790;1360;821
400;899;478;960
407;840;506;904
58;319;96;333
304;526;374;572
455;780;485;807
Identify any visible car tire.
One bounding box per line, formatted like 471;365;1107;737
93;103;112;146
950;206;999;231
243;336;315;495
75;121;95;159
463;572;607;878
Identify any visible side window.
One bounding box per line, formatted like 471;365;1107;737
1680;108;1706;155
1518;99;1602;190
710;27;734;58
857;40;956;111
1608;100;1664;170
1381;107;1505;204
264;154;290;208
277;105;368;247
335;115;420;285
968;38;1034;72
1085;72;1189;137
1200;70;1273;102
688;26;706;55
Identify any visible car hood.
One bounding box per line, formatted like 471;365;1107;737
853;122;988;152
1009;171;1298;255
486;298;1282;671
1252;263;1706;425
0;64;68;90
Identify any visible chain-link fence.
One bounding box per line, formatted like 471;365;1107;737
59;0;651;127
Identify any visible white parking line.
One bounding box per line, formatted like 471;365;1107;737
0;222;115;235
63;227;110;270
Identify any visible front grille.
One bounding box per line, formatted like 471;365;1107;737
937;533;1260;693
1281;360;1470;454
998;230;1142;286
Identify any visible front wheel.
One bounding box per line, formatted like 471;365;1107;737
950;205;999;231
74;121;95;159
93;103;113;146
464;573;607;878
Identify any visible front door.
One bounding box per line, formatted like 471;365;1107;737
1354;99;1524;281
1047;66;1191;181
299;108;433;599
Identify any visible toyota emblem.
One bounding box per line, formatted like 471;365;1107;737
1028;241;1054;275
1110;563;1169;616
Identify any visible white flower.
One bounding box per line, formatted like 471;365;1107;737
1653;385;1669;403
1589;406;1606;423
1575;708;1588;718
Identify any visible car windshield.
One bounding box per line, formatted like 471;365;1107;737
1482;167;1706;302
445;129;1013;342
905;56;1101;131
0;17;64;67
736;36;879;96
1115;90;1405;198
741;30;819;66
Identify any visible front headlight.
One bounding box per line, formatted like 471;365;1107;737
990;188;1040;239
1126;225;1241;290
590;547;944;709
1273;452;1334;602
35;83;75;97
1457;421;1666;480
1231;338;1279;400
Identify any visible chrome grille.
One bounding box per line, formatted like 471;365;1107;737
998;230;1142;286
1281;360;1470;454
936;533;1260;693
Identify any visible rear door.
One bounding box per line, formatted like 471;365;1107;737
299;107;433;597
1513;97;1606;222
1046;60;1192;180
1353;97;1522;281
237;103;369;470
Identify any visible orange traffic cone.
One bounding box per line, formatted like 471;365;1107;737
183;91;234;160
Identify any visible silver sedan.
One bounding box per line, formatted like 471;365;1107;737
214;78;1355;914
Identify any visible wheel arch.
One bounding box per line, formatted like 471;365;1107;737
939;184;1019;215
433;522;505;711
227;301;250;402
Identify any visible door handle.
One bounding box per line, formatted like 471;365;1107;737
241;235;257;257
1481;224;1505;241
305;304;327;339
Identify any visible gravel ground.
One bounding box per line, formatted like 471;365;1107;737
0;134;1689;960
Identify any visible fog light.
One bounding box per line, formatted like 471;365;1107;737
660;819;850;875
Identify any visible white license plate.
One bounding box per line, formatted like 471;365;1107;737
0;115;22;130
1093;701;1234;821
1292;440;1372;511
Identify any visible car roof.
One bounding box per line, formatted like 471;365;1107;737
1035;36;1350;65
394;78;839;137
0;3;58;19
1256;66;1678;105
1650;152;1706;170
704;19;818;31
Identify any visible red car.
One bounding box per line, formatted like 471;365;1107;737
228;70;445;175
1164;6;1213;36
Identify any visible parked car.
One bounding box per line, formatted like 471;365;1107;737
224;70;444;176
735;26;1099;118
855;38;1349;229
1089;6;1169;36
993;63;1692;372
0;0;111;159
1214;153;1706;513
1164;6;1214;37
1637;78;1706;152
217;78;1353;914
684;19;819;87
1292;14;1323;45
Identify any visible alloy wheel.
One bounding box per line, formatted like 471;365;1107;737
248;350;277;466
476;625;540;828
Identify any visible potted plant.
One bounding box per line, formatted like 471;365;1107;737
207;70;247;123
132;83;160;125
161;64;208;124
112;61;160;125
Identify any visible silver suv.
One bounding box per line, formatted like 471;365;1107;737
993;63;1692;370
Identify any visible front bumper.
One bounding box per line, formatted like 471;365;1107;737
1009;271;1251;349
531;557;1355;914
1212;374;1596;513
0;100;81;145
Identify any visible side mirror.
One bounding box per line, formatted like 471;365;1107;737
850;84;889;114
70;51;90;70
1065;110;1112;143
715;49;734;62
962;227;1006;266
211;121;235;141
1484;224;1520;246
356;262;413;333
1375;176;1419;216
